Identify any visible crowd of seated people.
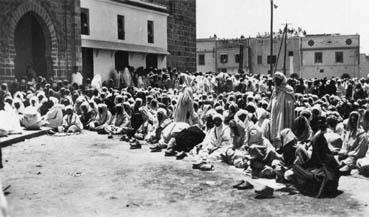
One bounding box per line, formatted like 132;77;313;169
1;66;369;198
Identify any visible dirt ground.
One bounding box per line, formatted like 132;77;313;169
1;131;369;217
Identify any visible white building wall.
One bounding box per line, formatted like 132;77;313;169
157;55;167;69
249;37;301;76
93;50;115;82
81;0;168;81
360;54;369;77
197;52;216;73
197;40;216;73
81;0;167;49
301;35;360;79
216;47;245;75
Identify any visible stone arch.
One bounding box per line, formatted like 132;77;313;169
8;0;59;80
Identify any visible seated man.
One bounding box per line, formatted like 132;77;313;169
324;114;343;154
59;106;83;133
291;124;340;197
42;97;64;130
88;104;112;133
339;111;369;174
149;121;190;152
220;119;249;169
192;114;232;170
146;108;172;144
104;104;130;138
79;102;96;129
247;125;281;178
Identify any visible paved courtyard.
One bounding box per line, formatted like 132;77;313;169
1;132;369;217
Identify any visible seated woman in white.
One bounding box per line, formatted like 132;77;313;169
42;97;64;130
21;107;43;130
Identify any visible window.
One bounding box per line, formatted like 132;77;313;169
315;52;323;63
147;20;154;43
117;15;125;40
220;54;228;64
320;69;325;73
81;8;89;35
267;55;276;64
235;54;240;63
335;52;344;63
257;55;262;64
198;54;205;65
220;68;227;73
288;51;294;57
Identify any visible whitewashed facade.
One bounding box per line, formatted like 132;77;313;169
81;0;169;81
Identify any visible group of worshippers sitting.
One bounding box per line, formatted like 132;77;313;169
1;70;369;199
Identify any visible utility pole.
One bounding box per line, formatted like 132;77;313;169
239;43;244;73
270;0;274;75
283;24;288;75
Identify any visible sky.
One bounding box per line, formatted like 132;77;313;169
197;0;369;53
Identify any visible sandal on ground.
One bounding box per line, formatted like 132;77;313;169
199;163;214;171
237;181;254;190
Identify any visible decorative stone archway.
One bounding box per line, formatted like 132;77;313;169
7;0;59;80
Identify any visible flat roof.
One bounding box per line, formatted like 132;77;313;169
82;39;170;55
305;34;359;38
197;38;217;42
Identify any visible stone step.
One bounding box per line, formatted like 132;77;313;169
0;128;51;148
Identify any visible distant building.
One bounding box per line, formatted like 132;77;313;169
301;34;360;79
360;54;369;77
197;34;363;79
0;0;81;83
215;38;249;74
196;38;217;73
81;0;169;81
197;36;300;76
248;37;300;76
197;37;249;74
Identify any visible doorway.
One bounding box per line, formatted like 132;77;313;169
115;51;129;72
14;12;51;80
82;48;94;81
146;54;158;69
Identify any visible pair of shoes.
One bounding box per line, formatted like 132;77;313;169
236;180;254;190
192;161;206;169
150;144;162;152
255;185;274;198
233;180;245;188
164;149;177;157
130;141;142;149
176;151;187;160
199;163;214;171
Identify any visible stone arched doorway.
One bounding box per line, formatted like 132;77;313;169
8;1;59;81
14;12;50;80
